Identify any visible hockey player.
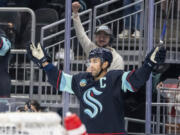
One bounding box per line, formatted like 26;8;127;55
0;29;11;98
27;43;166;134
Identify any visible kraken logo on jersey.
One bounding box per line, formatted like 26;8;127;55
83;87;103;118
80;79;87;87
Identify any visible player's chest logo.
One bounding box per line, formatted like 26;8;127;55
83;87;103;118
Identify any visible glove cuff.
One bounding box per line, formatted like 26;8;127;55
146;61;155;68
38;56;51;68
144;59;163;73
40;57;48;64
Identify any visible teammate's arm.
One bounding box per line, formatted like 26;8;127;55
27;43;74;94
0;36;11;56
122;46;166;92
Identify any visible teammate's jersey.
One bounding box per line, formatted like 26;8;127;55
44;63;152;134
0;52;11;97
0;36;11;97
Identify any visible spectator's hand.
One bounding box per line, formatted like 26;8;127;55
26;42;51;68
145;46;166;68
72;2;81;14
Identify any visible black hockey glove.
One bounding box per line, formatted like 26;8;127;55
144;46;166;70
26;42;51;68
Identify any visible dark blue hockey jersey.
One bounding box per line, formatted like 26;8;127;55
44;63;152;134
0;36;11;97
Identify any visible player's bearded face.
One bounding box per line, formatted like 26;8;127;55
88;58;102;77
95;32;110;47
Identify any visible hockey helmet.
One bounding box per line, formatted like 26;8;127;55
89;48;113;67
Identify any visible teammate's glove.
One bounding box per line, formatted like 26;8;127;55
144;46;166;69
26;42;51;68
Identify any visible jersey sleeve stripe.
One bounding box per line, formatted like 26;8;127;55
0;37;11;56
121;70;136;92
56;70;62;90
126;70;137;92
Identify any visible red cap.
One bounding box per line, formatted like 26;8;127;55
64;113;82;130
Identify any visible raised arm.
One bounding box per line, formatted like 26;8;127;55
72;2;96;55
26;43;74;94
122;46;166;92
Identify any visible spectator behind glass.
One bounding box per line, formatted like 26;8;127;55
30;100;41;112
24;100;31;112
17;107;26;112
119;0;141;39
24;100;42;112
156;75;180;127
5;22;16;48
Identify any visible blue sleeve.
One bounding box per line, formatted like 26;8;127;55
0;37;11;56
43;63;74;94
59;72;74;94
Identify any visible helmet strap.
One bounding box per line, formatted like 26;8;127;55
95;68;104;78
94;59;107;78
